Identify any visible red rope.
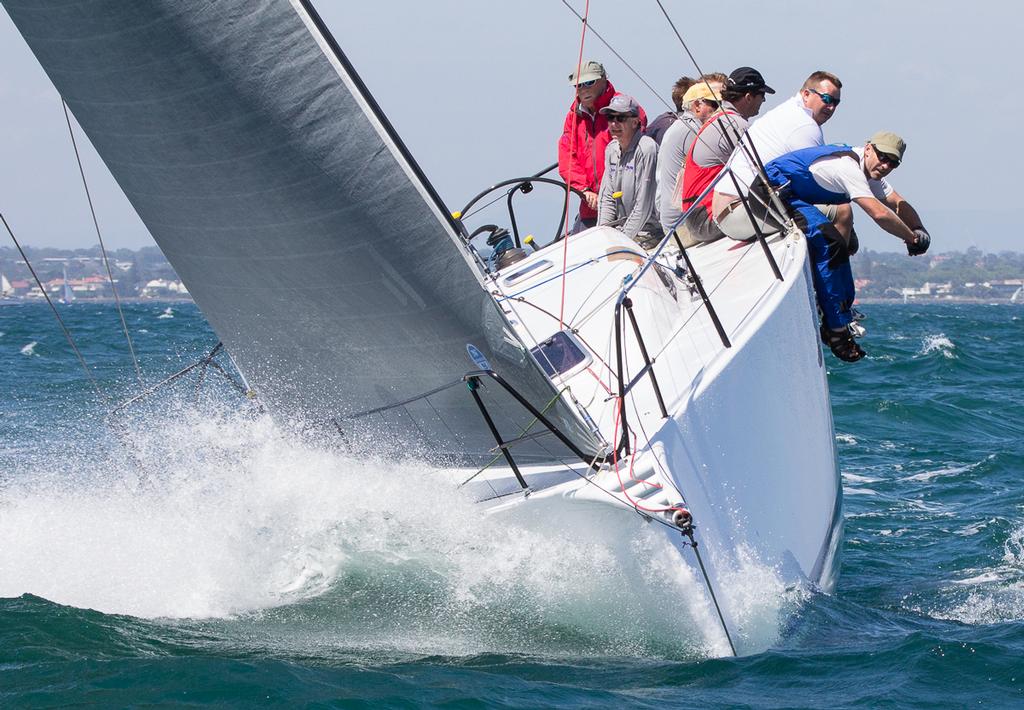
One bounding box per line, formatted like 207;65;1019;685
559;0;591;329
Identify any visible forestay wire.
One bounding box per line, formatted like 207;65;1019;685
61;98;144;385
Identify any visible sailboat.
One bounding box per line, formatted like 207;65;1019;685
3;0;841;655
60;264;75;303
0;273;11;299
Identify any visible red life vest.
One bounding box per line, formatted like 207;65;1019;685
679;110;740;219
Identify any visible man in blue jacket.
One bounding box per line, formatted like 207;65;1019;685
762;133;930;362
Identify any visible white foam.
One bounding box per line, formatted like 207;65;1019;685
842;472;880;484
157;307;174;319
951;571;1004;585
835;433;858;445
918;333;956;358
0;406;777;658
903;464;973;482
916;524;1024;625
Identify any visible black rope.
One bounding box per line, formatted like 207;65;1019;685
558;0;674;113
682;525;738;656
1;212;107;402
61;98;143;385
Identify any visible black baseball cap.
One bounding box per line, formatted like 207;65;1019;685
727;67;775;94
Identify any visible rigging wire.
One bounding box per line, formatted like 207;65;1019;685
61;98;144;385
615;310;738;656
559;0;592;329
1;212;108;402
558;0;675;113
653;0;791;227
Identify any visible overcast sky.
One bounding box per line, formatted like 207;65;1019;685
1;1;1020;253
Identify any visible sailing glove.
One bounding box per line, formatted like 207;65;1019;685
907;228;930;256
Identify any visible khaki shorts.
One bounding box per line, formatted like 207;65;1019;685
715;196;782;241
817;203;839;221
716;198;839;240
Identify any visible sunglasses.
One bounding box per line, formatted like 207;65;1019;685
575;79;598;89
808;88;841;106
606;114;634;123
700;99;720;109
871;144;901;168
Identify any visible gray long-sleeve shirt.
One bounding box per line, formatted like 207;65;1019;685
690;101;750;170
597;131;660;239
656;110;702;234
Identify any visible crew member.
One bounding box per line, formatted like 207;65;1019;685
657;76;726;239
678;67;774;243
558;60;647;234
760;133;929;362
714;70;844;241
597;94;661;246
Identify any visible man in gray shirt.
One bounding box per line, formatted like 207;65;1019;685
657;78;726;237
680;67;774;242
597;94;662;245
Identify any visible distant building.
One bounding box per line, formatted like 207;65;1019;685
140;278;189;298
900;282;953;299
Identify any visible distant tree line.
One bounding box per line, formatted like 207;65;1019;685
855;248;1024;298
0;245;178;297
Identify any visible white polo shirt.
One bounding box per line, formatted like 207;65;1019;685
718;93;823;197
807;146;894;201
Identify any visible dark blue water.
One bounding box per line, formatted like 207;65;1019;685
2;302;1022;707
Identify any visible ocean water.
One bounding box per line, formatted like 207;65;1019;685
1;301;1022;708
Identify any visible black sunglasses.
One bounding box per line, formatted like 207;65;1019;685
606;114;634;123
700;98;720;109
871;144;901;168
808;88;841;106
575;79;598;89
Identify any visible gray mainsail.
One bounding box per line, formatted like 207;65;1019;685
5;0;602;468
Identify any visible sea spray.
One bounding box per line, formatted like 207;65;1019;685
0;401;792;658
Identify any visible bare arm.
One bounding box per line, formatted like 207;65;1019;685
853;196;917;243
883;189;926;231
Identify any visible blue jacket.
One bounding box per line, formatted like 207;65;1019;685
765;144;857;206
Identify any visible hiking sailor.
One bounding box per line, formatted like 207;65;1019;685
759;132;929;362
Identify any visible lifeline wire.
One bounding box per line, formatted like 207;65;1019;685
61;98;143;385
1;212;107;402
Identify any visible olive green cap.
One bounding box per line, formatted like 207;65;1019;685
869;131;906;160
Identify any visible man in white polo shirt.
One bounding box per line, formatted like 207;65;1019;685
713;70;844;240
760;132;930;363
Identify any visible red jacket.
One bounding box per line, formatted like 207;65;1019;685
557;81;647;220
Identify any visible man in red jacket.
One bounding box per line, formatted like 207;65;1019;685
558;60;645;234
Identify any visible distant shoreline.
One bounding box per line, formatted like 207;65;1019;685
0;296;194;305
857;297;1023;305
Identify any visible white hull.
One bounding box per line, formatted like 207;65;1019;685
459;227;842;654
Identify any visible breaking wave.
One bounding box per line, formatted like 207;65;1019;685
918;333;956;358
0;403;793;659
909;524;1024;626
